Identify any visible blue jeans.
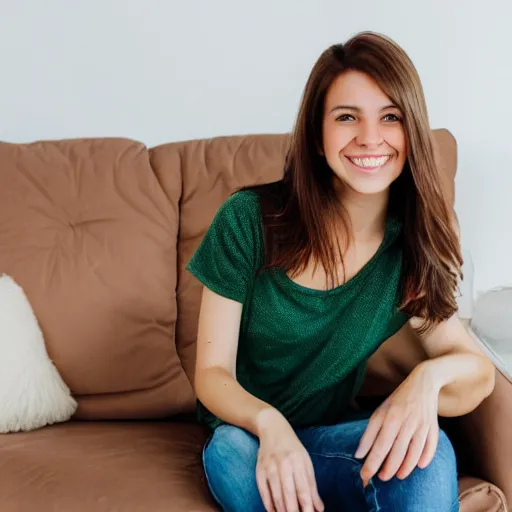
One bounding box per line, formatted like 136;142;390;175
203;417;459;512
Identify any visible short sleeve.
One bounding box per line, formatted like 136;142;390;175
186;191;263;303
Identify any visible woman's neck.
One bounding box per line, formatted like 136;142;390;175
338;186;389;243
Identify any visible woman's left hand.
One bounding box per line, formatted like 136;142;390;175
354;362;441;487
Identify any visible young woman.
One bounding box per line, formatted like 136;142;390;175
187;32;495;512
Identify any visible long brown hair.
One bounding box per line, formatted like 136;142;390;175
257;31;462;332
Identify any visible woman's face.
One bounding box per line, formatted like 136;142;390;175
322;70;407;197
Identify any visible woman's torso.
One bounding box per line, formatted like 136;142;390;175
188;188;409;430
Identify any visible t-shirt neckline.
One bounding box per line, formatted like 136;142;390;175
273;215;401;296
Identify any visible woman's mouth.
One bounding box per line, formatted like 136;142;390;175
345;155;392;172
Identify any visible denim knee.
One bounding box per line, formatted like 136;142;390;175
369;429;459;512
203;425;265;512
425;429;459;509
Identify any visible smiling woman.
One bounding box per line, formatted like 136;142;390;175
323;71;407;195
187;31;494;512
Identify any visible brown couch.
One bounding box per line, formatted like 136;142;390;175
0;130;510;511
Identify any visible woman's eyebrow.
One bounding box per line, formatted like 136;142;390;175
330;104;399;114
330;105;361;113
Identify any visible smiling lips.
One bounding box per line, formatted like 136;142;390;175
346;155;392;171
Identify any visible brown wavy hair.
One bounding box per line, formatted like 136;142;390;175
258;31;462;332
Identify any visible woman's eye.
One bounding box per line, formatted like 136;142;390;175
336;114;355;122
383;114;401;122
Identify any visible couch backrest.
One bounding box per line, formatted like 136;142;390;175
150;130;457;389
0;138;193;419
0;131;457;420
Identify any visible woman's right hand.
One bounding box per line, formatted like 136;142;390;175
255;409;324;512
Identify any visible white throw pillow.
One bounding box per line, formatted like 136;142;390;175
0;274;77;433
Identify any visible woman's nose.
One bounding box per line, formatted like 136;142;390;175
355;120;384;148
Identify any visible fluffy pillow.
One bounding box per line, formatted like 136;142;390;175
0;275;77;433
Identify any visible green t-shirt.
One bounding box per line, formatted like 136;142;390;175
187;189;408;430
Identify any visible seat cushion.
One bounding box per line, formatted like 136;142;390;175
0;421;506;512
0;421;217;512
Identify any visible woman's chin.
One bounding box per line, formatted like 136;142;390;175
342;178;393;197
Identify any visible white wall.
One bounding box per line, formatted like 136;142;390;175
1;0;510;295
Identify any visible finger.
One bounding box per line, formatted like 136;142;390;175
354;411;385;459
418;423;439;469
395;425;429;480
266;463;286;512
293;462;315;512
305;459;324;512
360;413;401;485
279;459;299;512
256;464;275;512
378;420;417;481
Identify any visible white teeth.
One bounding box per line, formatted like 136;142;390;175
349;156;390;168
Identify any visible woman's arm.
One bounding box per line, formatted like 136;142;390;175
421;212;496;414
195;287;325;512
410;314;496;417
355;313;495;487
194;286;275;435
414;212;495;415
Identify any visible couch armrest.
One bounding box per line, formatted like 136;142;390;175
459;475;508;512
457;369;512;506
458;475;508;512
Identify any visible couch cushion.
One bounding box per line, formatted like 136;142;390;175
0;138;191;419
149;134;290;384
0;421;217;512
155;130;456;386
0;421;505;512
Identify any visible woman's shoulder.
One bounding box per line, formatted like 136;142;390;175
224;180;286;219
210;183;285;246
239;180;285;202
214;188;262;227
